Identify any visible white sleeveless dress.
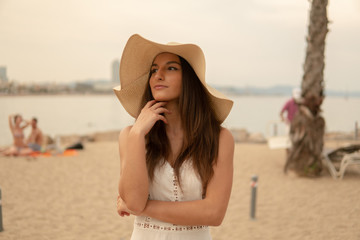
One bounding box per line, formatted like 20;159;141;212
130;160;212;240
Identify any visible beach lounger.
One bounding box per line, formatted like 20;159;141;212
267;136;291;149
323;145;360;179
266;120;291;149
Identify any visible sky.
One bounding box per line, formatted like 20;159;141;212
0;0;359;91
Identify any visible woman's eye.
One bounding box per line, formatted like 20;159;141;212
168;66;178;71
150;68;158;74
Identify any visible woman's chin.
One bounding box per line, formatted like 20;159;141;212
153;96;170;102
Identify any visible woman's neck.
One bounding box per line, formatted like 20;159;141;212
164;101;183;137
164;101;184;165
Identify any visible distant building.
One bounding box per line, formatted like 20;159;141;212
0;66;8;82
93;81;115;93
112;59;120;83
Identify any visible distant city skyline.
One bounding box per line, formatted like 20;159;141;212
0;0;359;91
111;59;120;83
0;66;8;82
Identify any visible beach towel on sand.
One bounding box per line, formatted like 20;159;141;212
29;149;78;157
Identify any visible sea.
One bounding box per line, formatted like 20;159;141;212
0;94;359;146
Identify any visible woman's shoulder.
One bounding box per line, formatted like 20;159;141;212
214;127;234;166
119;125;133;140
218;127;234;157
120;125;133;133
219;127;234;143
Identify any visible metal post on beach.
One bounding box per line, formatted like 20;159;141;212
273;123;278;137
0;187;3;232
250;175;258;220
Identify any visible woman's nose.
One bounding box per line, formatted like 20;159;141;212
154;69;164;81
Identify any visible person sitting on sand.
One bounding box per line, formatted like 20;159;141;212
2;114;33;156
27;117;44;152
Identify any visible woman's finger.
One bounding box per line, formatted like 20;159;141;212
153;107;171;115
122;211;130;216
117;195;131;217
158;115;168;124
144;100;157;108
120;211;130;217
150;101;167;110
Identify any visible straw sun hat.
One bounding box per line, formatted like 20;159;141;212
113;34;233;123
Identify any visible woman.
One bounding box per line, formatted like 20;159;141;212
3;114;32;156
114;34;234;239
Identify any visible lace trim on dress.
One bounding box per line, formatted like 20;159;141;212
134;222;208;231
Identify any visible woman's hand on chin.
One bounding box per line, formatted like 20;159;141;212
131;100;170;136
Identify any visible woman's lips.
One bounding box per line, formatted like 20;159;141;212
154;85;167;90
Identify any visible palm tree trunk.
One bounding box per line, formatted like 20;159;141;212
285;0;328;177
302;0;328;98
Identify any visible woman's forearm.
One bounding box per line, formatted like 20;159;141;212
22;120;30;129
119;129;149;213
142;198;226;226
8;115;14;130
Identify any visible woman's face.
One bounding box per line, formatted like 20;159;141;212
149;53;182;102
15;115;22;126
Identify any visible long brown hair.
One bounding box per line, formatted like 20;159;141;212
142;55;221;194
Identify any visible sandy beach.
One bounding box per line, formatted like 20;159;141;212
0;137;359;240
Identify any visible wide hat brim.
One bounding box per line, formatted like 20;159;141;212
113;34;233;123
